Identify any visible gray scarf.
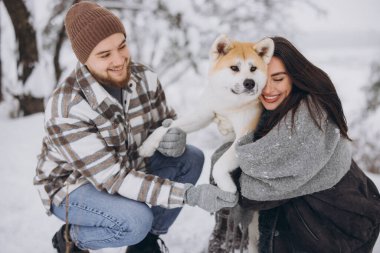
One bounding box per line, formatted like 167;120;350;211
236;99;352;201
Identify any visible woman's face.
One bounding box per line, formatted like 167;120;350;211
259;57;292;110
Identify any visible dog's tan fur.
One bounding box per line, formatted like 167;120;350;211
211;42;268;74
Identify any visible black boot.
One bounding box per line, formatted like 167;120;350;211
52;225;89;253
126;232;168;253
208;208;246;253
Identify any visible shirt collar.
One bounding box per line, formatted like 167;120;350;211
74;62;141;110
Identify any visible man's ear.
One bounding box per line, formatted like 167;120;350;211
210;34;233;61
254;38;274;64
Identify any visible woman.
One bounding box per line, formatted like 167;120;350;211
208;36;380;253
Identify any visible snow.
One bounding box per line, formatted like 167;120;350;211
1;0;380;252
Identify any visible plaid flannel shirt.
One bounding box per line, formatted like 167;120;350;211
34;62;188;214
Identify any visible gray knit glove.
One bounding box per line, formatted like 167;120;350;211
157;119;186;157
184;184;238;212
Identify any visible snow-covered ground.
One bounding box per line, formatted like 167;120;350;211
0;43;380;253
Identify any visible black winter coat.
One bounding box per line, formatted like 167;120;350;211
238;161;380;253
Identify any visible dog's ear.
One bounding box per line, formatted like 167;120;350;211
210;34;233;60
254;38;274;64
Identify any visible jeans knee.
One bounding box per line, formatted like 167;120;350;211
184;145;204;182
118;206;154;246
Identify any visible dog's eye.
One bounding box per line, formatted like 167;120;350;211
230;66;239;72
250;66;257;72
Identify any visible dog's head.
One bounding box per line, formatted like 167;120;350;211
208;34;274;104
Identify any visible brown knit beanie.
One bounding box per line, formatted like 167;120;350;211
65;1;126;64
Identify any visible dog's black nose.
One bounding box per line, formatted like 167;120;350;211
243;79;255;90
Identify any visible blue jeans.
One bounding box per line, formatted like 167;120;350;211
51;145;204;250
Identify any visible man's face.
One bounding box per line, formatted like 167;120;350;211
85;33;130;88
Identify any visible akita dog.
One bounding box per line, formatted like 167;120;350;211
139;35;273;252
139;34;274;194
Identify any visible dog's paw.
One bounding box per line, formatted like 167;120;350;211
138;126;169;157
218;180;237;193
138;142;157;157
212;169;237;193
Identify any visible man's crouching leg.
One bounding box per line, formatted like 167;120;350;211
127;145;204;253
148;145;204;234
51;183;154;251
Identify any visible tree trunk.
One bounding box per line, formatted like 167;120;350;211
3;0;44;115
52;0;80;83
14;94;45;116
3;0;39;84
53;24;66;83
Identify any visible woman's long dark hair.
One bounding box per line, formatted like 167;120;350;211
255;36;351;140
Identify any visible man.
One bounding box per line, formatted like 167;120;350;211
33;2;237;253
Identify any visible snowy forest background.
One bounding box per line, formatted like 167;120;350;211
1;0;380;252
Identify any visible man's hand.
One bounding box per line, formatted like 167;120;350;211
184;184;238;212
157;119;186;157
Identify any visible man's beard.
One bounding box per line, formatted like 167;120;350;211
90;59;131;88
